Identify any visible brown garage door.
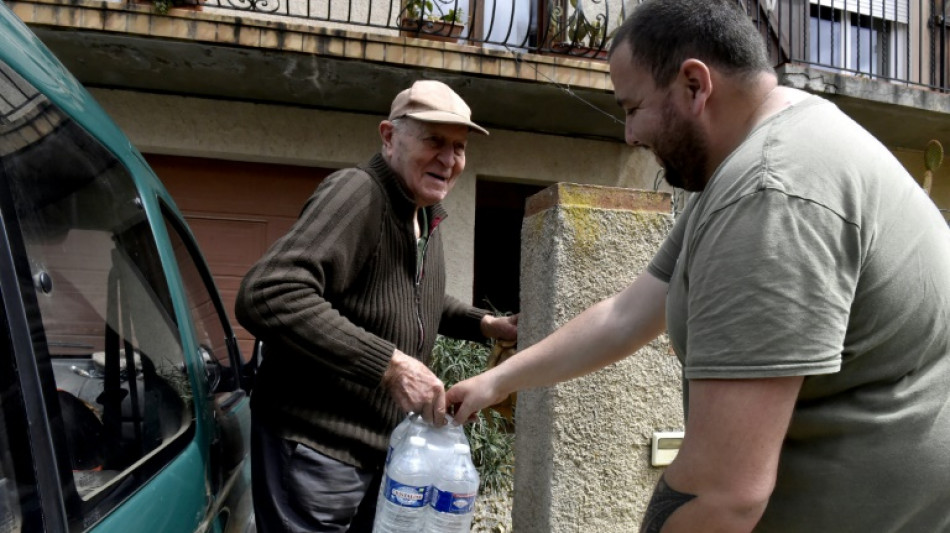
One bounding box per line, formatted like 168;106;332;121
147;154;332;359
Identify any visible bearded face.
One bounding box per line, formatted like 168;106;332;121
655;97;710;192
610;42;712;192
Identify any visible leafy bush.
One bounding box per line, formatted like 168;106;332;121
431;335;514;494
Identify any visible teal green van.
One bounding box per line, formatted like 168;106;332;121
0;1;256;531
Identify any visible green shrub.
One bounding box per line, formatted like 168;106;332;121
431;335;514;494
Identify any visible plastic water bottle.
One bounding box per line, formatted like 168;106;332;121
386;413;425;466
373;435;431;533
377;413;426;516
420;415;463;464
424;443;479;533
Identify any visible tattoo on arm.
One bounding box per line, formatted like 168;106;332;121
639;474;697;533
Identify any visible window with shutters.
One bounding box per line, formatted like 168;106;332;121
808;0;909;80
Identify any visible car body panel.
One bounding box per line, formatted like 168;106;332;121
0;2;255;531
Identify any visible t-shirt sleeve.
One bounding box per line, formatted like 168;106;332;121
683;189;859;379
647;198;692;283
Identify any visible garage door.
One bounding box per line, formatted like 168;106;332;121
147;154;331;359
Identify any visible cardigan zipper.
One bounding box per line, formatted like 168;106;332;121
414;238;428;354
414;213;444;354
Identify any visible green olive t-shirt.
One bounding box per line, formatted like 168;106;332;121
648;95;950;532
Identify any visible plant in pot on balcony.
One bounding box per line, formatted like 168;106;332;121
133;0;202;15
400;0;467;42
547;0;612;59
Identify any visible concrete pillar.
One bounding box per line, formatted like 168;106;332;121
512;183;684;532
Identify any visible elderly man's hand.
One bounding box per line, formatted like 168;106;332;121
382;349;447;425
481;313;519;341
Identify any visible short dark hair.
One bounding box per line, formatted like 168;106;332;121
610;0;775;87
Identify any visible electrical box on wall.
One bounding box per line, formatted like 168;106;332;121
651;431;685;467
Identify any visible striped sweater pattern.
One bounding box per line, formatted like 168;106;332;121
235;153;486;468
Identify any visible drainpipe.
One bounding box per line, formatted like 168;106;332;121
943;0;948;89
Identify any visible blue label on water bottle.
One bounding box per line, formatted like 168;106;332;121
384;478;429;508
429;488;476;514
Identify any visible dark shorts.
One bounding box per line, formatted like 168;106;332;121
251;418;383;533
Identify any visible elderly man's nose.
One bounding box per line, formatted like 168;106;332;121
625;131;642;147
437;146;455;166
624;122;641;147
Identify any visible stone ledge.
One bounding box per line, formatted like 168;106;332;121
525;183;672;217
8;0;612;92
778;63;950;115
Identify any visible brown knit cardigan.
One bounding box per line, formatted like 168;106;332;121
235;153;488;469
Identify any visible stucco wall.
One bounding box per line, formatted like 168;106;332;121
87;88;943;310
89;88;659;302
515;184;683;532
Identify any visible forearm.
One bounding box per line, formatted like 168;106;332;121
447;271;668;422
641;475;765;533
438;294;490;341
640;377;803;532
236;274;395;384
492;272;667;394
655;494;766;533
640;475;696;533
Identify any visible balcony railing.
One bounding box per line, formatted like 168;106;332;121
200;0;950;90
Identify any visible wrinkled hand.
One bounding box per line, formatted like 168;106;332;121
383;350;447;425
481;314;519;341
445;371;507;424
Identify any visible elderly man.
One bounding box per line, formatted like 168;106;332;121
237;80;517;533
446;1;950;531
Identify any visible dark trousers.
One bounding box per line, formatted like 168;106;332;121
251;418;383;533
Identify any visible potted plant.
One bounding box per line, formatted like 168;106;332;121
129;0;203;15
400;0;467;42
545;0;612;59
404;0;433;19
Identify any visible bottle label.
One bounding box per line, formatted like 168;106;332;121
383;477;430;508
429;488;476;514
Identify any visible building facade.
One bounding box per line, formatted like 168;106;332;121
7;0;950;355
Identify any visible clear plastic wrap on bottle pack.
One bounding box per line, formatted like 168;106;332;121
421;415;467;464
375;415;477;532
386;413;427;466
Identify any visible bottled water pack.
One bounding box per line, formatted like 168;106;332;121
373;414;479;533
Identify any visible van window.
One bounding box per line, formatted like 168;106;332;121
162;206;241;394
0;421;21;533
0;60;193;527
0;309;34;533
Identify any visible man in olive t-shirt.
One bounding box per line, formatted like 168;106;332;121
647;93;950;532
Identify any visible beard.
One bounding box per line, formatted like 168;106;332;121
655;99;709;192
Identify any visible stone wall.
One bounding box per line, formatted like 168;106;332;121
513;183;684;532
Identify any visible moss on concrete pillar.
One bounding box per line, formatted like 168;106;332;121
513;183;684;533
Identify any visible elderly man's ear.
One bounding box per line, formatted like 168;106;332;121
379;120;399;157
379;120;395;143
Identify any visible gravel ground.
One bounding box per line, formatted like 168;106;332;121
472;488;513;533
